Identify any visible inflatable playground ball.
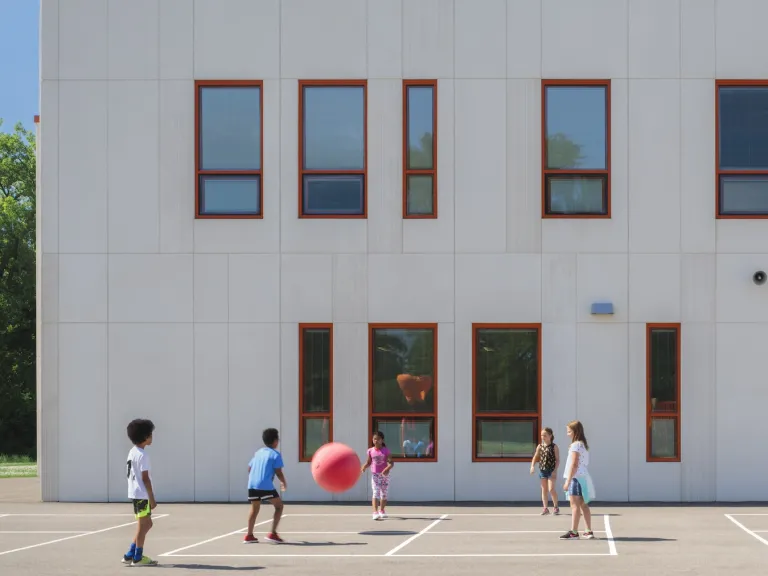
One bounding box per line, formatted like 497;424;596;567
311;442;361;493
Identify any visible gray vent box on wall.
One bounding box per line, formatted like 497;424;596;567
591;302;614;315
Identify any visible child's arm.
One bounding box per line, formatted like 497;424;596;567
529;445;541;474
563;451;579;490
142;471;156;509
360;452;372;473
554;445;560;470
275;468;287;492
382;452;394;476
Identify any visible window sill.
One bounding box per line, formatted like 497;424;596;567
472;457;533;463
298;213;367;219
542;213;611;220
196;213;263;219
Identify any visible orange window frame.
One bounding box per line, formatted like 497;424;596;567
472;323;542;463
541;79;611;219
646;323;681;463
194;80;264;219
368;323;438;463
298;323;334;463
402;80;438;219
298;80;368;219
715;80;768;219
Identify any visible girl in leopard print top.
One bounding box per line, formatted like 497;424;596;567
530;427;560;515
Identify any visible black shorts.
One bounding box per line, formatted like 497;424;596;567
132;499;151;519
248;489;280;502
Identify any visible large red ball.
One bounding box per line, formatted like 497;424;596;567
311;442;361;493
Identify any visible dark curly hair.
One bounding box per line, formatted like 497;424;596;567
127;419;155;445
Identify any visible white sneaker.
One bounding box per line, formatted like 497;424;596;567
379;510;388;519
372;512;380;520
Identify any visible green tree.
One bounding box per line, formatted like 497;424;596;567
0;120;37;457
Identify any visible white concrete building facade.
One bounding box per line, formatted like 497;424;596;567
36;0;768;503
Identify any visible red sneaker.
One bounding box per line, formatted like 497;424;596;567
264;533;283;543
243;534;258;544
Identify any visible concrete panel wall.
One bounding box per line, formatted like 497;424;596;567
38;0;768;503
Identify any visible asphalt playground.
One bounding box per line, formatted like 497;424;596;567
1;479;767;575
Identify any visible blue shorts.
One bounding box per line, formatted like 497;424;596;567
567;478;583;497
539;469;555;479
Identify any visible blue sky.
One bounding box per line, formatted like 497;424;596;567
0;0;39;133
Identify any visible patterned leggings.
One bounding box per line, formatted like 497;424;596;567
372;472;391;500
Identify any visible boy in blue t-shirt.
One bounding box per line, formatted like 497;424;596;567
244;428;287;544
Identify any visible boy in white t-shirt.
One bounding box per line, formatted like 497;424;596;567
122;419;158;566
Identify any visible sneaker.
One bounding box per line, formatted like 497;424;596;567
540;508;550;515
559;531;579;540
582;531;595;539
243;534;258;544
373;511;381;520
264;533;284;543
553;507;560;515
379;510;388;519
131;555;159;566
122;555;133;564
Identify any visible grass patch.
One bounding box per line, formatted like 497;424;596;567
0;455;35;465
0;455;37;478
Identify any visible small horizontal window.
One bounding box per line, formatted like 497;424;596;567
302;174;365;216
199;175;261;216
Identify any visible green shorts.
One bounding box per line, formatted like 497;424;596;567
132;499;151;519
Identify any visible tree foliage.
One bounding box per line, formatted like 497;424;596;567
0;120;37;457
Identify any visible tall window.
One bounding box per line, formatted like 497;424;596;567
369;324;437;462
542;80;610;218
716;81;768;217
646;324;680;462
299;324;333;461
195;80;262;218
299;81;367;218
473;324;541;462
403;80;437;218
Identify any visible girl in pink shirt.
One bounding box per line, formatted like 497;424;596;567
361;431;393;520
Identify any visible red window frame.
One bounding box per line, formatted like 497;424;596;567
402;80;438;219
298;79;368;219
541;79;611;219
646;323;681;463
368;323;438;463
715;79;768;219
472;323;542;463
298;323;333;462
194;80;264;219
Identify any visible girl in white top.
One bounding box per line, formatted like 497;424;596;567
560;420;595;540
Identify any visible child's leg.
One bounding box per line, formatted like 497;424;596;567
540;478;549;509
371;474;381;512
570;495;582;532
547;477;559;509
579;500;592;532
134;516;153;558
379;475;390;512
269;497;284;534
247;500;261;536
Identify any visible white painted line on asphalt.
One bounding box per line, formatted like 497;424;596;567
726;514;768;547
0;514;169;557
603;515;617;556
159;516;280;557
385;514;448;556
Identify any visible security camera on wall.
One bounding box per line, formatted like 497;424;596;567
754;271;767;286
